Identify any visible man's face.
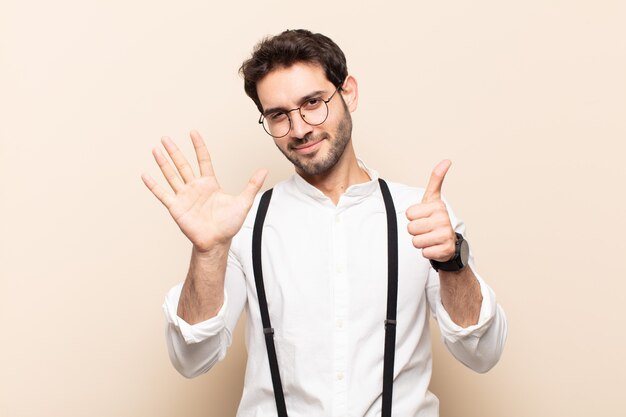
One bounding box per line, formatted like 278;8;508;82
256;62;354;177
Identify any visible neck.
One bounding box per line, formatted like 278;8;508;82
296;142;371;205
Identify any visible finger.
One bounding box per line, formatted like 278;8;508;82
422;243;456;262
161;136;196;183
407;218;433;236
405;202;437;221
421;159;452;203
141;173;174;208
239;169;269;207
189;130;216;178
411;230;449;250
152;147;184;193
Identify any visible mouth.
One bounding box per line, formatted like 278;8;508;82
292;137;325;155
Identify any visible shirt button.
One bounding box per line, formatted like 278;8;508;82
336;264;344;273
336;372;344;381
336;319;344;329
335;215;341;223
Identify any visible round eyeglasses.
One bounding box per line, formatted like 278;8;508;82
258;87;341;138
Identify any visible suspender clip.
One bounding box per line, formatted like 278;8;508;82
263;327;275;335
385;319;397;328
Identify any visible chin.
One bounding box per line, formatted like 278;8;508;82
294;151;340;176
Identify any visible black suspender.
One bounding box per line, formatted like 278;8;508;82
378;178;398;417
251;178;398;417
252;188;289;417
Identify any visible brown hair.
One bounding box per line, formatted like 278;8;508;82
239;29;348;113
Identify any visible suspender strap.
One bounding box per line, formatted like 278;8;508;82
378;178;398;417
251;180;399;417
252;188;288;417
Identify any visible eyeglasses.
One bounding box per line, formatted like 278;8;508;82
258;87;341;138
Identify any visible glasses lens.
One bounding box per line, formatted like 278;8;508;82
300;99;329;126
262;116;290;138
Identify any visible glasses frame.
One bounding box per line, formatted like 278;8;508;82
258;87;342;138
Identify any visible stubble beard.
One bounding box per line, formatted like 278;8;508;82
278;109;353;177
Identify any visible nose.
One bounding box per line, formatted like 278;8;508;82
289;110;314;139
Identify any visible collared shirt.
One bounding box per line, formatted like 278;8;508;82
163;161;507;417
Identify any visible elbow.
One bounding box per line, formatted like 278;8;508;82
456;341;505;374
470;353;501;374
470;312;508;374
172;355;219;379
165;324;228;379
173;361;202;379
168;341;223;379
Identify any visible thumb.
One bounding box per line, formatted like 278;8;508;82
240;168;269;206
421;159;452;203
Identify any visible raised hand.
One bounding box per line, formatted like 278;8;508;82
141;130;268;251
406;160;456;262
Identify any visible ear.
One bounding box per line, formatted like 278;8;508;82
340;75;359;112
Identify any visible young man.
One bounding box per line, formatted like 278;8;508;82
142;29;507;417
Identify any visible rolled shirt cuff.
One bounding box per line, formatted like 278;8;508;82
434;269;497;344
162;282;228;344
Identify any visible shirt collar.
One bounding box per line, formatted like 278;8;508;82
291;159;380;206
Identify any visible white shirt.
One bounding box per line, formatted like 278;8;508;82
163;161;507;417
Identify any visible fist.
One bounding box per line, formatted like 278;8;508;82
406;160;457;262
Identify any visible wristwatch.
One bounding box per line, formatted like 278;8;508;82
430;233;469;272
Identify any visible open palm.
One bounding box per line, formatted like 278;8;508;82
141;130;267;251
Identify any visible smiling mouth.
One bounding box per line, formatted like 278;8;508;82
294;139;321;150
290;134;327;151
292;138;324;155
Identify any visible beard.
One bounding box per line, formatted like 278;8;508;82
277;106;353;177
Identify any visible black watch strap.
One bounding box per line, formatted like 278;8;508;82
430;233;468;272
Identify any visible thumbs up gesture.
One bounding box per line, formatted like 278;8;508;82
406;160;457;262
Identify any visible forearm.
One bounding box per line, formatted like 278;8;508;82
438;266;483;328
164;250;248;378
177;243;230;324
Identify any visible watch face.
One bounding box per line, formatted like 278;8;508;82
460;239;470;266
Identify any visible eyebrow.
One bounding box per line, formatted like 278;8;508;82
262;90;327;116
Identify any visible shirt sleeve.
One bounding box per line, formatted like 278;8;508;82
426;198;508;373
162;250;248;378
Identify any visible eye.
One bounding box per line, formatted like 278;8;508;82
302;98;323;110
268;112;287;122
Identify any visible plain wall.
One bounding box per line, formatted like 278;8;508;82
1;1;625;416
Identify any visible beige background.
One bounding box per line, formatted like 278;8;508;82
1;0;625;416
